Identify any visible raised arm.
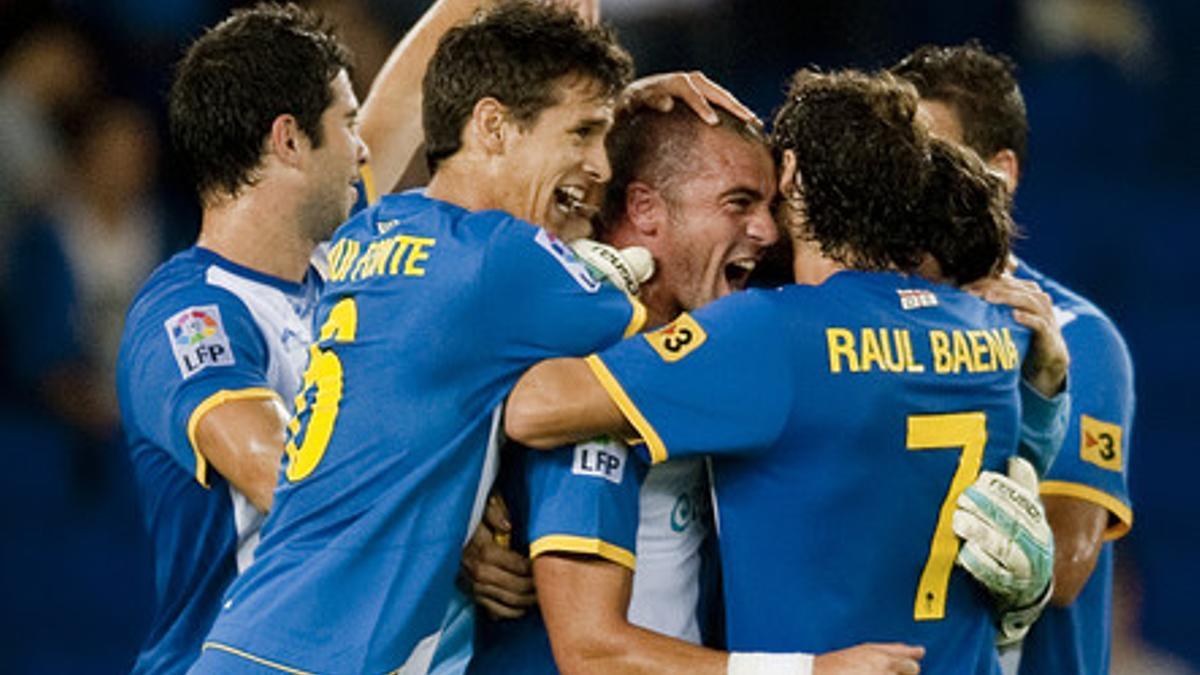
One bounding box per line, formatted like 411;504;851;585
358;0;484;194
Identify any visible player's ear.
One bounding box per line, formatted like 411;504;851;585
624;181;666;236
987;149;1019;194
470;97;510;156
778;149;801;203
268;114;307;167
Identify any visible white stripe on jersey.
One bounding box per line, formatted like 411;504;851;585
628;457;709;643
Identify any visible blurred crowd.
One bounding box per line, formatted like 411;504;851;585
0;0;1194;672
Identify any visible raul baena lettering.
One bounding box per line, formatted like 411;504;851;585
825;326;1019;375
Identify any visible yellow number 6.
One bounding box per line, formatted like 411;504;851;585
285;298;358;482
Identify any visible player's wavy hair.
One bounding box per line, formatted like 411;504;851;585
771;69;1011;284
422;0;634;174
598;105;769;238
169;2;352;206
890;41;1028;167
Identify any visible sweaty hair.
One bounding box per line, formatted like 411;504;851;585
598;105;768;238
771;69;1011;284
890;41;1028;167
168;2;352;206
422;0;634;173
918;139;1014;283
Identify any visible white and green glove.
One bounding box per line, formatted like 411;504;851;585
568;238;655;295
953;456;1054;645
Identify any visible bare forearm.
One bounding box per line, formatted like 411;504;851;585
556;621;728;675
360;0;483;192
505;358;632;449
1044;494;1107;606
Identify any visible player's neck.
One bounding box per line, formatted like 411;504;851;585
425;157;500;214
791;237;842;286
197;187;315;283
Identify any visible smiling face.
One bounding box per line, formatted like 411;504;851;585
301;69;368;241
495;75;615;236
652;125;778;312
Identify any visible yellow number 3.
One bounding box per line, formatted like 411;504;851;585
907;411;987;621
285;298;358;482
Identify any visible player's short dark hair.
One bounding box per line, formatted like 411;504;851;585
890;41;1028;167
422;0;634;174
771;69;1011;284
168;2;352;205
598;105;768;238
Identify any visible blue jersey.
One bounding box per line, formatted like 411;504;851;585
590;271;1036;675
1014;260;1134;675
116;246;321;674
470;438;644;674
200;190;643;674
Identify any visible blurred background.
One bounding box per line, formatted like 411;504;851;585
0;0;1193;672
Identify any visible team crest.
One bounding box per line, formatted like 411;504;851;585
534;229;602;293
164;305;235;378
1079;414;1123;471
645;312;707;362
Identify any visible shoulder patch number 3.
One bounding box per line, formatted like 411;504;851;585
285;297;357;482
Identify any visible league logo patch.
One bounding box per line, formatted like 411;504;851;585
572;438;627;485
645;312;707;362
1079;414;1123;471
164;305;235;378
535;228;601;293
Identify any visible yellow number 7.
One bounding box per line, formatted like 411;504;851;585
907;411;987;621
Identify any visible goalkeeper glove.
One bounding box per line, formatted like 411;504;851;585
953;456;1054;644
568;238;654;295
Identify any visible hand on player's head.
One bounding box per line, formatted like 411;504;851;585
622;71;760;127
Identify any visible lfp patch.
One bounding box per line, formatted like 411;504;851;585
164;305;235;378
535;228;601;293
572;438;627;485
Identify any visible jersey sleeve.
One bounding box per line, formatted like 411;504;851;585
119;288;275;487
1018;381;1071;476
587;291;794;464
526;437;643;571
1039;314;1135;539
481;220;646;361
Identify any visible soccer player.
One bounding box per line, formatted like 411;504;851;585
190;3;643;672
892;42;1135;674
115;1;486;672
503;69;1070;675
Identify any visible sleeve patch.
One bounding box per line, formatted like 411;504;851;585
643;312;707;362
1079;414;1123;472
534;228;600;293
164;305;236;379
572;438;627;485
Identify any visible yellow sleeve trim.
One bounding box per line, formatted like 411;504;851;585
530;534;636;571
360;162;379;205
186;387;281;489
1040;480;1134;541
584;355;668;464
202;642;315;674
623;293;647;339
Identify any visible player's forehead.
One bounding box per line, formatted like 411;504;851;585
317;69;359;123
681;127;776;200
532;73;616;130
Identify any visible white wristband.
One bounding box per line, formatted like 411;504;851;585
728;651;814;675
